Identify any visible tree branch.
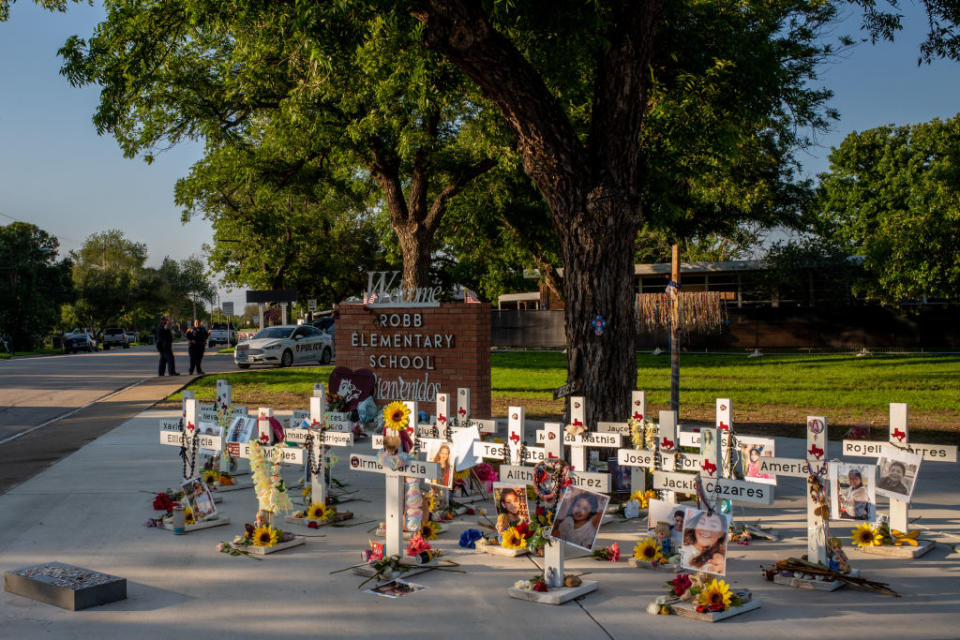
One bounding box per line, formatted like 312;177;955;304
413;1;586;216
408;110;441;221
424;158;497;230
370;149;409;224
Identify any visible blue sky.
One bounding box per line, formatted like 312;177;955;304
1;2;958;309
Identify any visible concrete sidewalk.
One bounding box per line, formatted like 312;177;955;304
1;410;959;639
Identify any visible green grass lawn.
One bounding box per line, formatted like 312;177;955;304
165;352;960;440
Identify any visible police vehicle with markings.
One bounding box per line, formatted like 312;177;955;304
234;324;333;369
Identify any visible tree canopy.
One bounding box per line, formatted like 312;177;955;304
815;115;960;304
0;222;73;351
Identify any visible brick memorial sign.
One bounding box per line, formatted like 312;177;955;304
335;297;491;417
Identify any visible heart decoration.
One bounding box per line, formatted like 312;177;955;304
327;366;376;411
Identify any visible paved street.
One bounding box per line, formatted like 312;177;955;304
0;343;235;443
0;343;237;494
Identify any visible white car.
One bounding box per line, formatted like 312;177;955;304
234;325;333;369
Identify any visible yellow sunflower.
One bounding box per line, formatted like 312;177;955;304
306;503;335;521
202;469;219;485
428;493;437;513
184;506;196;525
698;579;733;611
501;527;526;550
630;489;657;509
633;536;663;563
252;525;280;547
851;523;883;547
384;401;410;432
421;520;441;540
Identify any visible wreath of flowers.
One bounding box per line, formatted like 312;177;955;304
250;442;293;515
647;573;743;615
629;417;658;450
532;460;572;503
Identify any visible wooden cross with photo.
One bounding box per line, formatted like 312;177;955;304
155;397;231;533
842;402;958;558
507;421;609;606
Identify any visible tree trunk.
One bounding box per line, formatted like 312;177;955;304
557;194;638;426
395;222;435;295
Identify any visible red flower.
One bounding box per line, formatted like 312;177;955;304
533;580;548;592
536;506;547;517
671;573;692;597
608;542;620;562
307;521;319;529
152;493;174;513
515;521;532;539
465;508;475;515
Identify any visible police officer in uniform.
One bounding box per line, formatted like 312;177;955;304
186;318;208;375
156;316;179;376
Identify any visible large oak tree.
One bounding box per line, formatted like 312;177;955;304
411;0;960;423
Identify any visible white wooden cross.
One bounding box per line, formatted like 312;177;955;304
598;390;648;493
347;453;440;558
535;396;623;473
416;389;497;440
285;395;356;509
473;405;550;470
642;410;679;504
843;402;958;534
159;397;223;481
751;416;830;563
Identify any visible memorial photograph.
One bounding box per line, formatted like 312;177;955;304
547;487;610;551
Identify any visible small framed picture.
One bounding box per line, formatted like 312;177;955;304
829;462;877;521
493;483;530;532
646;499;687;551
365;579;425;599
875;448;922;503
180;476;217;521
733;436;777;485
423;440;454;489
680;508;730;576
546;487;610;551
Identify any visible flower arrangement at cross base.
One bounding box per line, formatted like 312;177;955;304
230;521;296;549
291;502;337;525
633;536;678;566
647;573;743;615
851;521;920;548
513;575;550;593
592;542;620;562
500;522;532;550
145;489;197;528
201;464;236;488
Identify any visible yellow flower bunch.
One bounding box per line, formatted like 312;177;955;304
501;527;527;550
630;489;657;509
383;401;410;432
851;523;884;547
252;525;280;547
306;503;335;521
633;537;663;563
698;579;733;611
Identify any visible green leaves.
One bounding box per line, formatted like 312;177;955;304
815;116;960;304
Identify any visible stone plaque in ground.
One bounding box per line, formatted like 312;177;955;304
4;562;127;611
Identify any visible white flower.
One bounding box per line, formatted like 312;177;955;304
646;602;661;615
513;580;533;591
